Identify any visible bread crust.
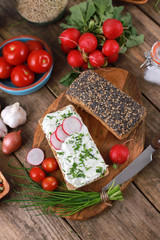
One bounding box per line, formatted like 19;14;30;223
66;70;146;140
39;105;109;190
66;95;146;140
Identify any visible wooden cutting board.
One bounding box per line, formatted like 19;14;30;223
33;68;145;220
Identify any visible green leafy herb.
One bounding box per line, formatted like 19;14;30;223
60;70;80;87
96;166;104;176
113;163;118;169
155;0;160;12
67;162;85;179
61;112;73;119
57;152;65;156
47;115;54;119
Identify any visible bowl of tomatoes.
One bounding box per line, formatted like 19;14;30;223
0;35;53;95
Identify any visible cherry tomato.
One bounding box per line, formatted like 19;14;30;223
27;49;52;73
42;158;59;173
0;57;13;79
10;64;35;87
42;176;58;191
26;40;43;52
109;144;129;164
79;33;97;53
30;167;45;182
2;41;29;65
67;50;84;68
59;28;81;49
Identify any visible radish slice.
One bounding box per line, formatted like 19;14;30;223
50;131;62;150
27;148;44;166
62;116;82;135
55;124;68;142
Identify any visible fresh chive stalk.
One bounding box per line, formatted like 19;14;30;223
4;177;124;217
5;161;124;217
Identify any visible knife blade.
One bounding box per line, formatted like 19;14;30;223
102;134;160;191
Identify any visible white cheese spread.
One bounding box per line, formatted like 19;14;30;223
42;105;108;188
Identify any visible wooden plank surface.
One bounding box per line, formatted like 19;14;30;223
0;0;160;239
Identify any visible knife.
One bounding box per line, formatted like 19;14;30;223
102;134;160;191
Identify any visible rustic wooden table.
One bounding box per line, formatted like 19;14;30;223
0;0;160;239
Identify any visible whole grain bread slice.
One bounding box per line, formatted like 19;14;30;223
39;105;109;190
66;70;146;140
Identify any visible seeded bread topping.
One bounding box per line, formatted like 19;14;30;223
66;70;146;139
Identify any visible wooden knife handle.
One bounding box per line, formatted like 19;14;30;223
151;134;160;150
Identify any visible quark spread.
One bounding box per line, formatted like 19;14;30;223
42;105;108;188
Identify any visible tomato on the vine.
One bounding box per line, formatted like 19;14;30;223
27;49;52;73
0;57;13;79
30;167;45;182
42;158;58;173
42;177;58;191
10;64;35;87
2;41;29;65
26;40;43;53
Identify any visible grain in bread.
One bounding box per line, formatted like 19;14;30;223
66;70;146;140
39;105;109;190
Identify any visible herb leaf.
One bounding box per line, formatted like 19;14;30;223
86;0;96;22
60;71;80;87
126;34;144;48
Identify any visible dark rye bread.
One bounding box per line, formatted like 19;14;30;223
66;70;146;140
39;105;109;190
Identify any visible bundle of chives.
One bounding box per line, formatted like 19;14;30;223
5;175;124;217
5;161;124;217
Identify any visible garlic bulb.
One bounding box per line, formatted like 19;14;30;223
0;117;8;138
1;102;27;128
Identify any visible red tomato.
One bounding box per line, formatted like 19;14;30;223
109;144;129;164
27;49;52;73
26;40;43;52
42;177;58;191
30;167;45;182
0;57;13;79
10;64;35;87
42;158;59;173
2;41;29;65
